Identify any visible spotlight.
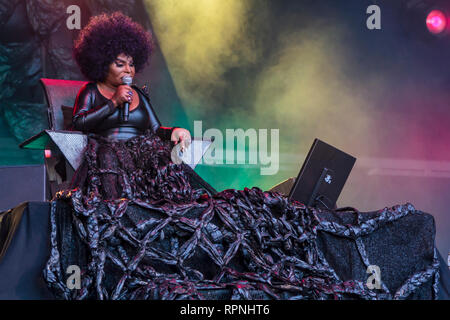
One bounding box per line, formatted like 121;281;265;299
399;1;450;42
426;10;447;34
44;149;52;158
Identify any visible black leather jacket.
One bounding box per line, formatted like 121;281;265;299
72;82;175;140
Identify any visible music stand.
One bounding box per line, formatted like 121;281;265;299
288;139;356;209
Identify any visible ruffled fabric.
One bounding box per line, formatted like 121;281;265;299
43;131;440;300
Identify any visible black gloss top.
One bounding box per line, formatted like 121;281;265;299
92;86;150;140
72;82;175;141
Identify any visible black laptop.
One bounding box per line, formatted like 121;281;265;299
288;139;356;209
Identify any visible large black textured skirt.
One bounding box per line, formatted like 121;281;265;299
43;130;441;300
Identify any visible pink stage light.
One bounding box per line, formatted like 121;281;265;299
426;10;447;34
44;149;52;158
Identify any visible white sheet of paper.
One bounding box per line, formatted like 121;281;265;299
177;139;212;169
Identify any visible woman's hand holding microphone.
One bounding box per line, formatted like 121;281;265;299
110;85;133;107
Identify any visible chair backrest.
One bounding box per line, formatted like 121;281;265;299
40;78;88;130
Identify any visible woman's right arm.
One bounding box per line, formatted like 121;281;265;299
72;85;116;132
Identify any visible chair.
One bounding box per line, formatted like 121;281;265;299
40;78;88;130
20;79;89;198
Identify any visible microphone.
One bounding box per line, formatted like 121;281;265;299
122;75;133;122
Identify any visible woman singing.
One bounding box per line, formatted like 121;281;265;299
43;12;434;301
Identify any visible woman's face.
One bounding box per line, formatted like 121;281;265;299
103;53;135;86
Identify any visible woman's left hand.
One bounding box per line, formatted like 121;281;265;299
171;128;192;152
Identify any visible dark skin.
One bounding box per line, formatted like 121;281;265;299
97;53;191;151
97;53;137;109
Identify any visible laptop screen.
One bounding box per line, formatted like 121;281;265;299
288;139;356;209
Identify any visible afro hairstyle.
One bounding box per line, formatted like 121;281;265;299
73;12;153;82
